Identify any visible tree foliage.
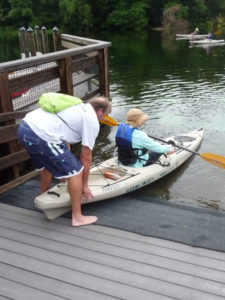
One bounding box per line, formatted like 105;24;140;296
59;0;92;34
0;0;225;33
106;1;149;31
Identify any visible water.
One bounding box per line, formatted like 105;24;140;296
2;30;225;211
97;31;225;212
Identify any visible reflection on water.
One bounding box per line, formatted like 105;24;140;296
96;30;225;212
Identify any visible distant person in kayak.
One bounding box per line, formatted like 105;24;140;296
17;95;111;227
115;108;175;168
192;27;200;35
207;32;213;39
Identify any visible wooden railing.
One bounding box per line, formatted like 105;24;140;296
0;34;111;194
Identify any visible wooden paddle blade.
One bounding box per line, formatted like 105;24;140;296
200;153;225;169
100;115;118;126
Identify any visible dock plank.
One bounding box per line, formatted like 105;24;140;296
0;203;225;299
1;235;225;299
0;263;115;300
0;276;63;300
0;206;225;272
3;202;225;260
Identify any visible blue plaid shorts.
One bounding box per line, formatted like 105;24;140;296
17;121;83;178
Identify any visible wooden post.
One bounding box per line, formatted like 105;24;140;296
19;27;29;58
58;57;73;95
18;27;26;58
52;26;61;52
0;70;12;113
27;27;36;57
98;48;110;98
34;25;43;53
41;26;49;54
0;70;20;178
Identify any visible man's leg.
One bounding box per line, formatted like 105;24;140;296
40;168;52;193
68;171;97;226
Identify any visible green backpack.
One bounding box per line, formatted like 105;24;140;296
38;92;82;113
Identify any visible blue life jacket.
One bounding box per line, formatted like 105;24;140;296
115;123;147;165
116;123;135;148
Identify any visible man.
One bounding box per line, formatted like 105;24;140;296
116;108;175;167
17;95;111;226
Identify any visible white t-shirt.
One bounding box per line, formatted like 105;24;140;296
24;103;99;150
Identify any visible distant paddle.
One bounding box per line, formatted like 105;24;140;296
102;115;225;169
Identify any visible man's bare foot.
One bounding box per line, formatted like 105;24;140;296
72;215;98;227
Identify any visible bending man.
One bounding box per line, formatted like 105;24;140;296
17;95;111;226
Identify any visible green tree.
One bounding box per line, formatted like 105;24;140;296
205;0;225;17
180;0;207;24
35;0;59;28
59;0;92;34
106;1;150;31
6;0;33;27
1;0;225;34
88;0;117;28
0;0;10;24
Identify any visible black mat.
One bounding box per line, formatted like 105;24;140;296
1;178;225;252
81;197;225;252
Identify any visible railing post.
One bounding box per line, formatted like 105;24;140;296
0;70;20;178
58;57;73;95
34;25;43;53
41;26;49;54
0;70;12;113
52;26;61;52
19;27;29;58
98;47;110;98
18;27;26;58
27;27;36;57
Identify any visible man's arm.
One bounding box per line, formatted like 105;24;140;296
80;145;93;200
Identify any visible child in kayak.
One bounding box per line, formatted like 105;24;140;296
115;108;175;168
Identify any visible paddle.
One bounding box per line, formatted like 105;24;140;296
100;115;118;126
101;115;225;169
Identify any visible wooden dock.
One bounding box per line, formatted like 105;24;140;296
1;202;225;299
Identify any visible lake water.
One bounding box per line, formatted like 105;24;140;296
97;31;225;212
2;30;225;211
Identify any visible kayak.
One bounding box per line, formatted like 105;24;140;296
189;43;225;49
35;128;204;220
189;39;225;45
176;34;208;39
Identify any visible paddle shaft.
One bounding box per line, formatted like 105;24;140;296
102;115;225;169
102;115;200;156
148;134;200;156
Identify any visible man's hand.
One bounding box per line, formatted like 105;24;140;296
82;185;93;202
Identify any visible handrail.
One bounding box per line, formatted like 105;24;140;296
0;35;111;72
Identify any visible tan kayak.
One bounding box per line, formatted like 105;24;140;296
35;128;204;220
